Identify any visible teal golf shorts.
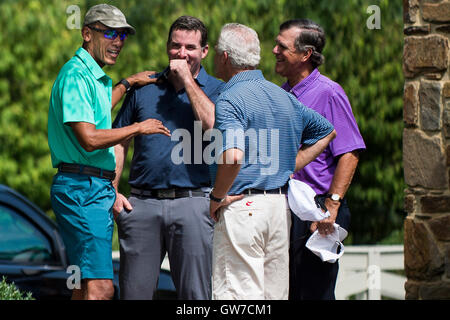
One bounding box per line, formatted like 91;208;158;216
51;172;116;279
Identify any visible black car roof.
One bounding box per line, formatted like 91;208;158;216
0;184;58;234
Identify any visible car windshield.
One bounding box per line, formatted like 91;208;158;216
0;205;53;264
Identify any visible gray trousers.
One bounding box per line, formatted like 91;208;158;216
116;194;214;300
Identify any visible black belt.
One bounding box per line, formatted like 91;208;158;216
131;187;206;199
58;163;116;181
243;186;288;195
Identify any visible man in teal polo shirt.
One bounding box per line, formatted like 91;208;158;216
47;4;170;300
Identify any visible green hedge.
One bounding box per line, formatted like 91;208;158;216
0;277;34;300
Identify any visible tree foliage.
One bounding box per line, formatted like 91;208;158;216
0;0;404;244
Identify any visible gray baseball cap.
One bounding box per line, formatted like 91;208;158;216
84;4;136;35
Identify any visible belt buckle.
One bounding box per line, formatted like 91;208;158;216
157;189;176;199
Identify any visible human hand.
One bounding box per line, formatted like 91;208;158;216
169;59;193;85
113;193;132;220
127;71;157;87
138;119;171;137
210;194;245;222
312;198;339;236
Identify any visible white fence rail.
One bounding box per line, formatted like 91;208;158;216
336;245;405;300
113;245;406;300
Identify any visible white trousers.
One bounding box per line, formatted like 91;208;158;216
212;194;291;300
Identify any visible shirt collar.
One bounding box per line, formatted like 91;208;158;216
282;68;320;98
195;66;208;87
223;70;264;91
75;47;110;81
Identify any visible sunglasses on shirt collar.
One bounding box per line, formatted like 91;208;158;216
88;26;128;41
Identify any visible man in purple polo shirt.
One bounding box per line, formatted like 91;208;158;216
273;19;366;300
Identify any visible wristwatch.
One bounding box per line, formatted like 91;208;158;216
117;78;131;92
209;189;225;203
327;193;342;202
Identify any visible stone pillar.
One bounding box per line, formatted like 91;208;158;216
403;0;450;299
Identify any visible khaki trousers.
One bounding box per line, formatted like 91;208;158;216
212;194;291;300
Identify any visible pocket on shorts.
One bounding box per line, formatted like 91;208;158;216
51;173;90;208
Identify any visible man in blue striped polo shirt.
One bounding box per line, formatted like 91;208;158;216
208;23;336;300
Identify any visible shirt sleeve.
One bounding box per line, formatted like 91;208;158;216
214;98;246;153
325;90;366;157
300;103;335;146
60;72;95;125
112;89;137;129
208;81;225;104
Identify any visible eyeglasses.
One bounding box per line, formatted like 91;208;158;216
88;26;128;41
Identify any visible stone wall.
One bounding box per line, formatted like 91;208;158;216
403;0;450;299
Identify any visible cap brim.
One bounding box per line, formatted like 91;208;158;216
99;19;136;35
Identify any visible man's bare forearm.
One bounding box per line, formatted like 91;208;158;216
169;59;215;130
70;119;169;152
315;150;360;234
212;149;243;198
111;71;157;109
294;129;336;173
70;122;142;152
113;141;130;190
327;151;360;199
111;83;128;109
184;77;215;130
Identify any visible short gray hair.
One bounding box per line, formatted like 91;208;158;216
217;23;260;69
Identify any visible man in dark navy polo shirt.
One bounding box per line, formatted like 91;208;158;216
112;16;223;300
